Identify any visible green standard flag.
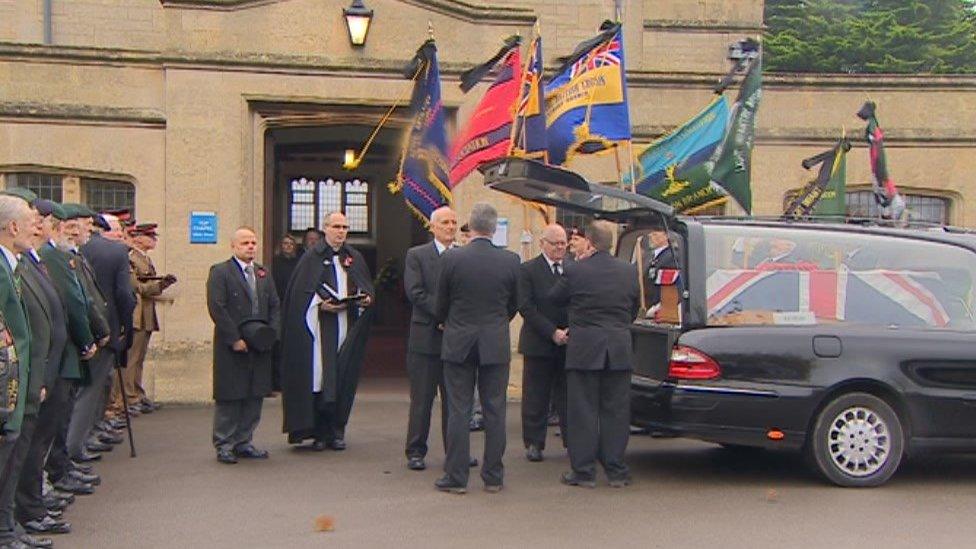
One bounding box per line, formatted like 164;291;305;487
812;141;847;216
709;52;762;214
783;138;850;219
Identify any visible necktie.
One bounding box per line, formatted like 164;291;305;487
244;264;259;314
553;262;562;276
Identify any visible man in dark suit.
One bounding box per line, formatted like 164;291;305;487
517;223;570;462
403;206;456;471
207;227;281;464
551;220;640;488
434;203;520;494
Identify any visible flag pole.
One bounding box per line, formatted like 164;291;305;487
344;64;423;170
626;140;637;193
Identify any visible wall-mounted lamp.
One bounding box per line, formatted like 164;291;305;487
343;149;361;170
343;0;374;47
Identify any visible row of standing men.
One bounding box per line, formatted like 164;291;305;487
0;189;173;549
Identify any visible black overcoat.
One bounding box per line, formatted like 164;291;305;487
279;242;374;437
206;258;281;401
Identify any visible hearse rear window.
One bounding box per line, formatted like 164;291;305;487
703;226;976;330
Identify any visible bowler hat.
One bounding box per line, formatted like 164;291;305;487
237;317;276;353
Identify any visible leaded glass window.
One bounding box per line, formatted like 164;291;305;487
288;176;371;235
6;172;63;201
82;178;135;216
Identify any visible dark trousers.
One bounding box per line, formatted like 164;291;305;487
521;354;567;450
45;381;77;483
566;369;631;481
17;377;71;523
443;350;509;487
0;435;17;544
0;414;36;539
212;398;264;452
405;352;447;459
67;349;114;458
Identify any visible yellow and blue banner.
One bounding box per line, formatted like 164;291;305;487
512;33;548;159
544;21;631;166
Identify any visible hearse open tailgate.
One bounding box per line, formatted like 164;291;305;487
479;157;674;223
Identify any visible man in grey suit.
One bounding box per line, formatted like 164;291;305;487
551;220;640;488
434;203;520;494
403;206;456;471
207;227;280;464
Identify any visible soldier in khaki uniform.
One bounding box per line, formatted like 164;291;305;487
120;223;175;414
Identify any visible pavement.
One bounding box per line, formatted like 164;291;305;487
54;379;976;549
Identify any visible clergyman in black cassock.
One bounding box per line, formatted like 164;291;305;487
207;228;280;463
434;203;519;493
279;213;374;450
517;224;570;461
550;220;640;488
403;206;456;470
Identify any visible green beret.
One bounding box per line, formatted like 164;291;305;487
0;187;38;204
48;202;67;221
61;202;97;220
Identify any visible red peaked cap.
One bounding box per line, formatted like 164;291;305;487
128;223;158;237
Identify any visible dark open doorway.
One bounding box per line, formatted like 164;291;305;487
264;121;429;378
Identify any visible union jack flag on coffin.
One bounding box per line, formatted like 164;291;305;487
707;268;952;327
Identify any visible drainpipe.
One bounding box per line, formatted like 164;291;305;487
43;0;52;44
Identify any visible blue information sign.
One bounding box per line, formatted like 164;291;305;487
189;211;218;244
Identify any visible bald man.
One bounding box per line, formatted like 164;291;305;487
206;227;281;463
403;206;456;471
517;224;570;462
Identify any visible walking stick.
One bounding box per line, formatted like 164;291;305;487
116;354;137;457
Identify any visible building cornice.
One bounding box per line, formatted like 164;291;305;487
159;0;537;24
0;102;166;128
643;19;763;34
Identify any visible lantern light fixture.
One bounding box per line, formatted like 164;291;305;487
343;0;374;47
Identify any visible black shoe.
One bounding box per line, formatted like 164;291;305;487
46;508;63;519
525;445;544;462
468;417;484;431
216;449;238;464
52;477;94;495
142;399;161;411
72;451;101;463
295;440;326;452
19;532;53;548
126;406;142;417
608;476;632;488
85;441;113;453
469;457;478;468
107;418;127;430
42;497;67;512
233;445;269;459
407;456;426;471
23;516;71;535
327;438;346;451
547;411;560;427
136;402;154;414
2;539;30;549
98;431;124;445
434;476;466;494
49;491;74;504
483;484;503;493
560;471;596;489
68;469;101;486
70;461;94;474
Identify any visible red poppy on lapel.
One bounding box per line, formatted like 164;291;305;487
256;267;267;279
68;259;76;269
342;256;354;268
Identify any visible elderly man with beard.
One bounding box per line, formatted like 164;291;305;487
280;212;374;451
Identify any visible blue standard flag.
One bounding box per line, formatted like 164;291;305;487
390;39;452;223
544;21;631;166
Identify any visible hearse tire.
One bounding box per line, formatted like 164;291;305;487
807;392;904;488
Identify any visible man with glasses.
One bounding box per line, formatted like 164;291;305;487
517;224;570;463
279;212;374;451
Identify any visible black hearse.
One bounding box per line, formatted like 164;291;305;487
482;158;976;487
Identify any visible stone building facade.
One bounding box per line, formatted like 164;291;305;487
1;0;974;401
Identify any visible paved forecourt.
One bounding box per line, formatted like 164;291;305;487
57;384;976;549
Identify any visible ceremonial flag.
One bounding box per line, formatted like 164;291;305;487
390;39;451;223
783;138;850;219
856;101;906;219
544;21;631;166
512;33;548;159
709;51;762;214
449;37;522;186
622;97;730;212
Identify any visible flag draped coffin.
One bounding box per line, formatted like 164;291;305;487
544;22;631;166
623;97;730;212
707;268;951;328
449;40;522;185
393;39;451;222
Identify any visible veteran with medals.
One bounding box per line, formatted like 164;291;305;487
279;212;374;451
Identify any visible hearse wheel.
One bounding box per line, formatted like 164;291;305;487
808;392;904;487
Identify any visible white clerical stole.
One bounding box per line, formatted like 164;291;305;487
305;253;351;394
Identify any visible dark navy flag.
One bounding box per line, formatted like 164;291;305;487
390;39;452;223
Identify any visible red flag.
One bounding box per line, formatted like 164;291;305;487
449;48;521;186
